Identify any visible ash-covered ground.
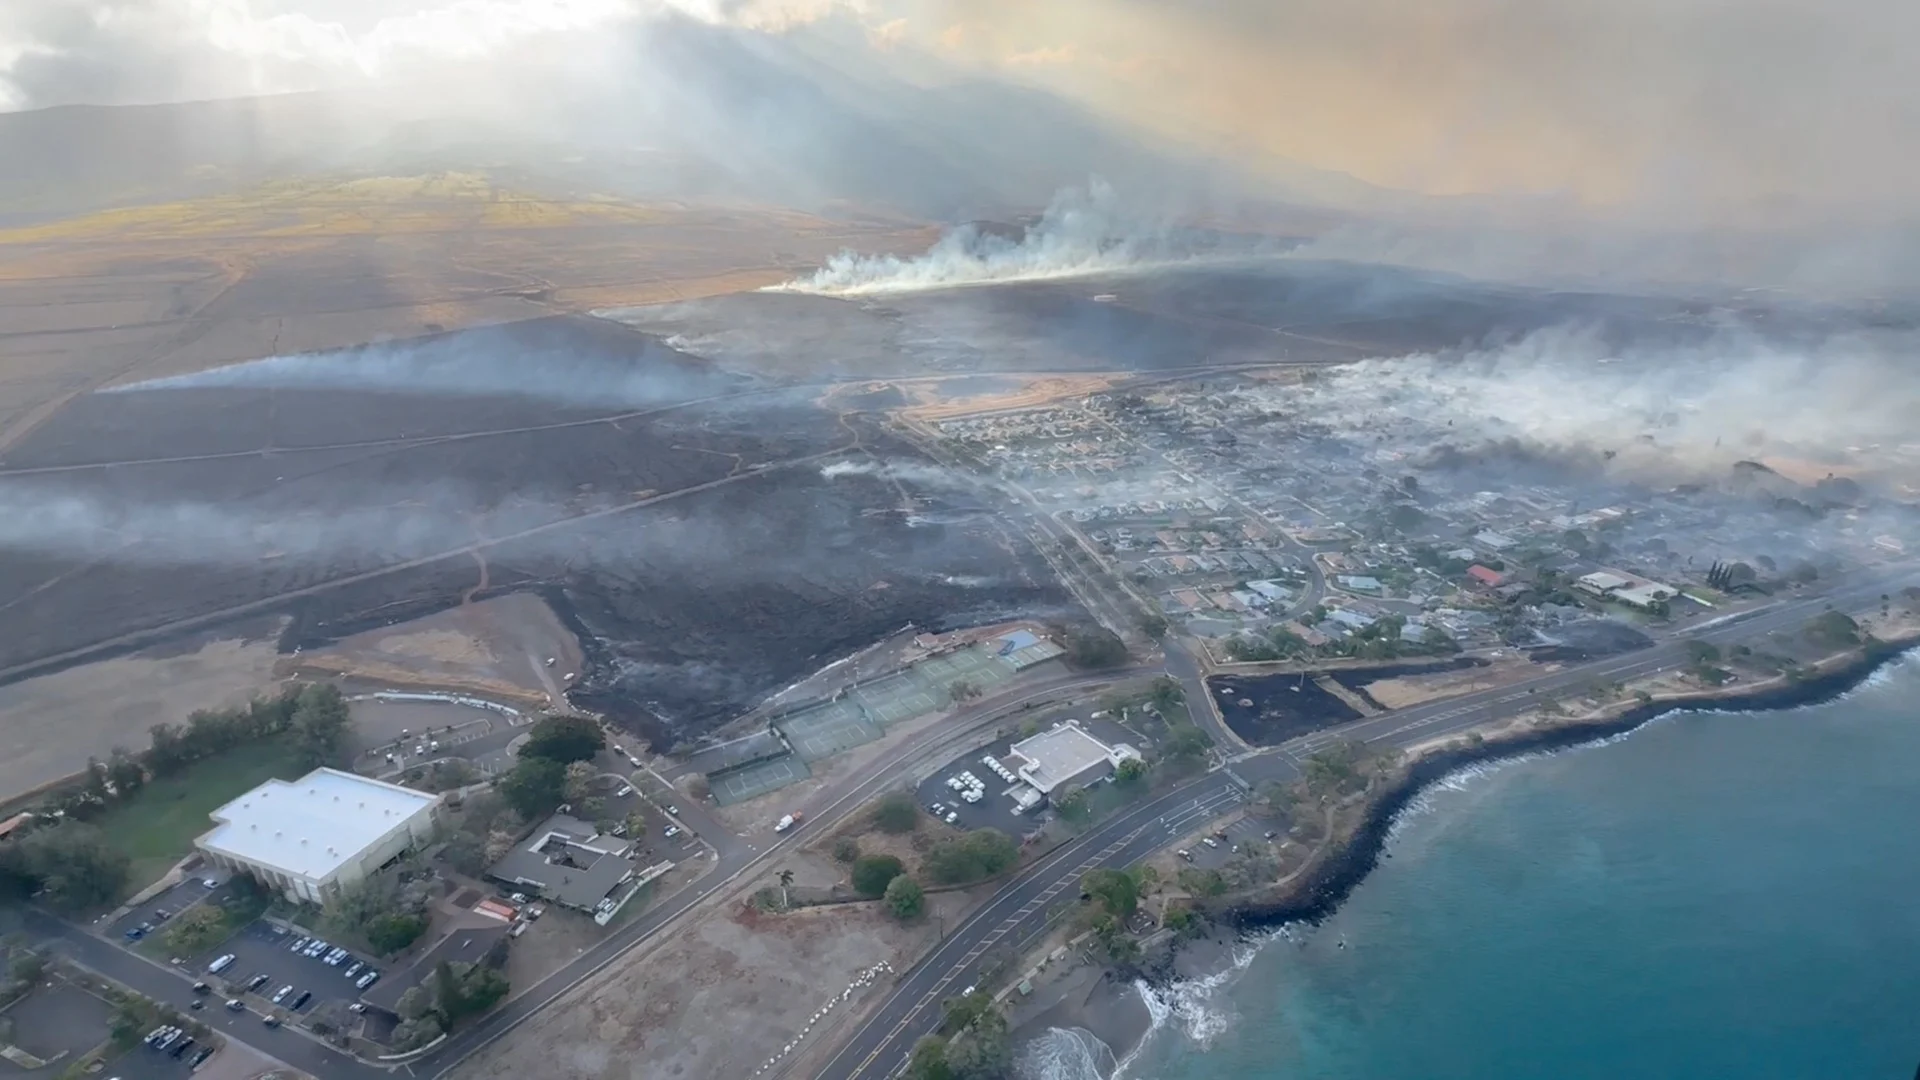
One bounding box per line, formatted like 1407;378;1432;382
0;252;1910;746
0;315;1069;744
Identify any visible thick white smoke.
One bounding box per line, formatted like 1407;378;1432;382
770;180;1173;296
0;483;562;567
1293;323;1920;480
108;335;733;409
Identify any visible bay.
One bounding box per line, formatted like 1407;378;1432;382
1123;658;1920;1080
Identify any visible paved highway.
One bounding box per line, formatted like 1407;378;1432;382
815;570;1920;1079
28;669;1144;1080
812;773;1252;1080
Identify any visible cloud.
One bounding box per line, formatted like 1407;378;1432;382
3;0;1918;260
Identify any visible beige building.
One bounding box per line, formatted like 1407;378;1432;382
195;768;443;904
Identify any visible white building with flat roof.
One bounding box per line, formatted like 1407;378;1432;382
195;768;443;904
1005;721;1141;800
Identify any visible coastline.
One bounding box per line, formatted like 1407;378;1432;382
1013;631;1920;1076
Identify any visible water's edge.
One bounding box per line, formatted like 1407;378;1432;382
1059;639;1920;1078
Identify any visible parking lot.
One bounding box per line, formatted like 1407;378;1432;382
914;733;1050;840
588;768;701;864
192;920;381;1018
1176;814;1278;871
107;872;227;946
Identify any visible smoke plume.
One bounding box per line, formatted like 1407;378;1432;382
770;180;1186;296
109;330;738;409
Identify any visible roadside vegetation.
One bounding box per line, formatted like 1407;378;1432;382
390;954;512;1052
906;990;1013;1080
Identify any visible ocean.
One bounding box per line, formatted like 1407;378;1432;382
1088;657;1920;1080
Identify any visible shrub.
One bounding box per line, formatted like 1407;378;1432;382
884;875;925;920
874;791;920;835
832;837;861;863
851;854;905;897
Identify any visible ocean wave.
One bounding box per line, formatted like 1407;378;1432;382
1015;1026;1118;1080
1119;931;1290;1074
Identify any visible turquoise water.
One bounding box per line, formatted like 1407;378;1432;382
1123;659;1920;1080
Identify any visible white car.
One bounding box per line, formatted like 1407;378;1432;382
945;811;959;824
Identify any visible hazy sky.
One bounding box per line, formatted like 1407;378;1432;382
3;0;1916;222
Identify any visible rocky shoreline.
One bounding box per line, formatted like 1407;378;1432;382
1017;633;1919;1076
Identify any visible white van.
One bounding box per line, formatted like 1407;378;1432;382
207;954;236;974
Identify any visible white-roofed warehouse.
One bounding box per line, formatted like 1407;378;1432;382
195;768;444;904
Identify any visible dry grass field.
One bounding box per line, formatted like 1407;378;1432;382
0;172;927;452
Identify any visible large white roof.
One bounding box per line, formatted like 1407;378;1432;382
198;768;439;882
1009;722;1123;794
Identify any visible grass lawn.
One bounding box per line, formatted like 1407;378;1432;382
93;739;309;894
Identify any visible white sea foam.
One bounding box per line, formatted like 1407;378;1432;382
1014;1026;1117;1080
1118;931;1290;1074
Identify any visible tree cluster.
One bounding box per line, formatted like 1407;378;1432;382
0;821;129;911
906;991;1013;1080
1060;625;1128;670
498;715;608;820
922;828;1019;885
391;956;511;1051
323;863;434;955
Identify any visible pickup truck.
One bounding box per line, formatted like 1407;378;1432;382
774;812;804;833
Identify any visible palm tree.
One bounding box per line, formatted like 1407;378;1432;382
777;869;794;909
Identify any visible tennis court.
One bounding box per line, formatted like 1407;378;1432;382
777;701;883;762
710;755;811;806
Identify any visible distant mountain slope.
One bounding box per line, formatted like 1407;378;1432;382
0;14;1374;224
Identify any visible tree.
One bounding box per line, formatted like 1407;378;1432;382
434;960;465;1024
851;854;905;897
923;829;1018;885
906;1036;956;1080
518;715;605;765
1062;626;1128;669
162;906;229;955
1148;676;1185;713
1805;610;1860;647
290;683;354;768
394;984;435;1022
498;757;567;819
15;821;128;911
1081;868;1140;919
874;791;920;834
942;998;1012;1080
948;679;982;702
1684;639;1722;665
562;761;598;805
441;831;488;875
1053;785;1090;823
367;912;428;954
884;874;925;920
104;747;144;798
1138;613;1169;639
1113;757;1149;791
776;869;795;909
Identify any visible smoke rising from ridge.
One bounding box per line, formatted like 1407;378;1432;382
770;180;1193;295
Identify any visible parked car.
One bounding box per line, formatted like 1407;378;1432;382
271;985;292;1004
291;990;312;1010
356;971;379;989
247;973;271;991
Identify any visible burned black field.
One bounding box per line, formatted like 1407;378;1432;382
0;315;1071;742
